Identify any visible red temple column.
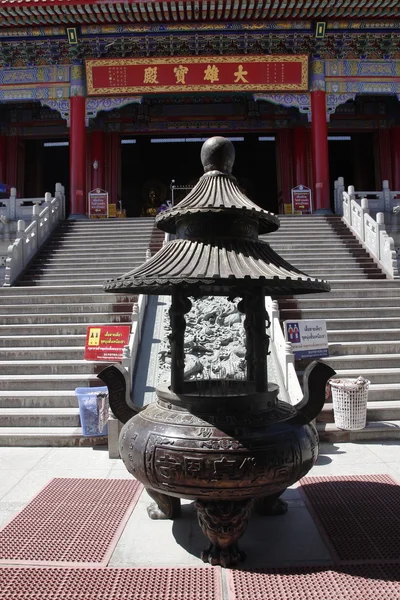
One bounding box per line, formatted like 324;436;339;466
293;127;308;187
69;95;87;216
90;130;106;191
105;131;119;206
390;127;400;190
311;90;330;212
0;135;6;184
276;129;293;211
378;129;392;187
6;135;18;189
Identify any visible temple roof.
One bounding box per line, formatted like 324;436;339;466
0;0;399;28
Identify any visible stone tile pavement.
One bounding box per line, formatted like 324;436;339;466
0;440;399;568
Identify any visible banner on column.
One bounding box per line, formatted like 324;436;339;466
291;185;312;214
88;188;108;218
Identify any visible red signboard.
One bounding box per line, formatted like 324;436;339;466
86;55;308;96
84;325;131;362
88;190;108;218
292;185;312;213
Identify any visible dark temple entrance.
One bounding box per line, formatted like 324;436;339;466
121;134;278;217
24;139;70;201
329;132;376;193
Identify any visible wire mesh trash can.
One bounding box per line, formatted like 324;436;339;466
329;377;370;431
75;387;109;437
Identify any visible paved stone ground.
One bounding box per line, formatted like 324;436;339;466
0;440;399;568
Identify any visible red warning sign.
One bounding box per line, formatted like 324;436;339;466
84;325;131;361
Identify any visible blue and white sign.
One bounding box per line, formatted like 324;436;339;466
284;319;328;359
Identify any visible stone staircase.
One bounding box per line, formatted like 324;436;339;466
265;214;400;441
0;218;164;446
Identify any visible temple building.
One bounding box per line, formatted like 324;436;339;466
0;1;400;217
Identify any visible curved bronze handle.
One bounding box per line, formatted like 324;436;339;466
98;364;141;424
292;360;336;424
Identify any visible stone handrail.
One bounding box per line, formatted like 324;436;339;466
121;293;148;393
4;190;65;286
107;248;153;458
342;192;399;278
265;296;303;406
335;177;400;216
0;183;65;222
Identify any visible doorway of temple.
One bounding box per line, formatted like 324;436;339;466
24;138;70;207
328;132;376;195
121;134;278;217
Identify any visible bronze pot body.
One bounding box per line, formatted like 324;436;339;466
119;380;318;502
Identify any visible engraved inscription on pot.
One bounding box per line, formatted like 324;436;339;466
149;443;297;490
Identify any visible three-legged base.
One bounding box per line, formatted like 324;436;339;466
146;490;287;567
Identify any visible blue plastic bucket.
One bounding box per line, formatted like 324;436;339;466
75;386;109;437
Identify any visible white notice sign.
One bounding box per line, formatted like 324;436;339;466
284;319;329;359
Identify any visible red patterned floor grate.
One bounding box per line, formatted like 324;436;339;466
299;474;400;563
0;566;221;600
227;564;400;600
0;478;143;567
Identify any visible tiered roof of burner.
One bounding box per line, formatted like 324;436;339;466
105;136;330;297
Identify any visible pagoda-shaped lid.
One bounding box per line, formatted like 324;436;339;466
104;137;331;297
156;136;279;235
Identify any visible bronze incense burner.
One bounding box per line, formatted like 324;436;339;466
102;136;334;567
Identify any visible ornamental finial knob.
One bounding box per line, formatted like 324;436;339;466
200;136;235;175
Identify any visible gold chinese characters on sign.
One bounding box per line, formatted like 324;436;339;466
86;55;309;95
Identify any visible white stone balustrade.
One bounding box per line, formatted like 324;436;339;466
342;190;399;279
265;296;303;406
335;178;400;216
3;187;65;286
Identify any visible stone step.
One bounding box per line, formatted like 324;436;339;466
332;367;400;384
0;293;135;305
0;323;99;335
280;257;374;265
17;275;130;285
0;390;78;408
0;302;133;314
2;285;105;295
44;238;160;248
281;307;400;319
269;242;362;250
280;297;400;308
310;274;385;281
292;287;400;298
0;335;85;348
0;373;103;391
327;328;400;342
0;313;131;324
279;251;370;259
269;236;359;243
0;427;107;447
0;360;102;376
329;279;396;287
0;346;85;359
0;408;80;428
299;267;382;275
318;401;400;423
328;340;400;355
19;266;136;277
33;255;146;264
317;420;400;442
323;354;400;370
